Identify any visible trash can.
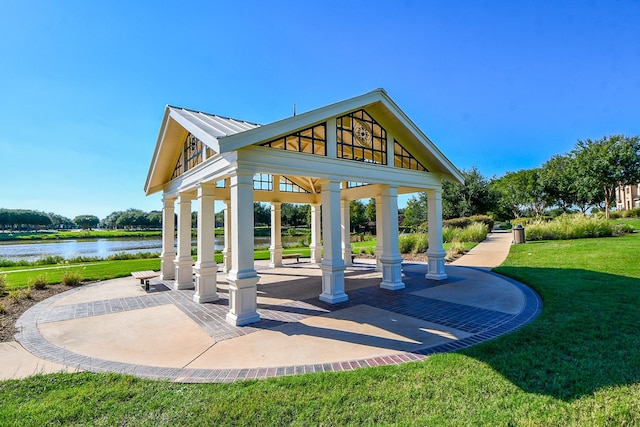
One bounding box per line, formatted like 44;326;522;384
513;224;526;244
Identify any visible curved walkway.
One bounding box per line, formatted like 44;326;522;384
5;230;542;382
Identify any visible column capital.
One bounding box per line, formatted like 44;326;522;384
162;196;176;206
196;182;216;197
177;192;193;202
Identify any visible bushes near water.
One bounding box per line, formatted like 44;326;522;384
524;214;635;240
0;251;160;268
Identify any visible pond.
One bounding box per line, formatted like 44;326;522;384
0;235;305;262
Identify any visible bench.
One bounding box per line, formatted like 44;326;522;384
282;253;302;262
131;270;159;291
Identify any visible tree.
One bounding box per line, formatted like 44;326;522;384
540;154;601;214
442;167;498;219
0;209;52;230
73;215;100;230
572;135;640;219
101;211;123;229
349;200;367;231
254;203;270;226
281;203;308;227
116;209;149;230
492;169;546;218
403;193;428;229
48;212;74;229
146;211;162;229
365;198;376;222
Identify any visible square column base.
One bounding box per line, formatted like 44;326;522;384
174;258;194;290
160;253;176;280
193;263;218;303
380;256;405;290
425;250;447;280
310;244;322;264
269;247;283;268
342;246;353;267
226;274;260;326
319;263;348;304
222;250;230;273
374;248;382;272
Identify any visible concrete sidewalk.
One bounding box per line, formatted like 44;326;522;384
3;229;541;382
450;229;513;268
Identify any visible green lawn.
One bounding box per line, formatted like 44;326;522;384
1;234;639;425
611;217;640;230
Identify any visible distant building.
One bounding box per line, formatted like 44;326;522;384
615;184;640;210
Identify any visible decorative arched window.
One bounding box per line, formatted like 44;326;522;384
336;110;387;164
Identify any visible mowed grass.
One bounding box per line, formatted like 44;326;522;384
1;234;640;425
0;259;161;290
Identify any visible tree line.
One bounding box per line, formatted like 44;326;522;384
0;208;163;231
403;134;640;228
5;134;637;232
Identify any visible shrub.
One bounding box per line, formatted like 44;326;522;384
398;234;417;254
443;218;472;229
34;255;65;265
61;270;83;286
525;214;634;241
7;289;22;303
442;227;455;243
620;207;640;218
444;215;495;232
412;233;429;253
0;302;6;314
29;273;49;290
457;223;489;242
446;240;467;261
443;223;488;243
0;274;6;295
24;287;32;299
106;252;159;261
469;215;495;232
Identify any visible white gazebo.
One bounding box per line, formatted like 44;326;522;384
145;89;463;326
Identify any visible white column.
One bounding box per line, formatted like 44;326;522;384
193;183;218;303
426;188;447;280
222;200;231;273
174;193;194;290
226;170;260;326
374;195;383;272
309;203;322;264
379;185;405;290
341;198;352;267
269;202;283;267
319;180;348;303
160;196;176;280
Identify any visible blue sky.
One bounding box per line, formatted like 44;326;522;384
1;1;639;220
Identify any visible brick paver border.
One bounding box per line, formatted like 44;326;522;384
15;265;542;383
